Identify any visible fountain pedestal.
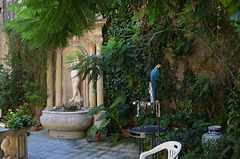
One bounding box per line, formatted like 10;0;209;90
40;110;93;139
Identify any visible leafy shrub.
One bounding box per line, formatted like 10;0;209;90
193;75;223;119
3;104;37;131
23;81;47;108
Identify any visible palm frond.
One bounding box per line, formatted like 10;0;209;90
5;0;111;50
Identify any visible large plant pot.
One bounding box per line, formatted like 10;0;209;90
121;124;134;137
202;125;222;155
40;110;93;139
121;128;130;137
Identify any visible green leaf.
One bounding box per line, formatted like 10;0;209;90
90;125;98;135
85;104;104;117
5;0;111;50
128;77;134;86
110;132;119;142
120;118;130;127
98;127;108;136
143;118;155;125
115;104;130;114
221;0;232;7
192;120;205;128
131;8;148;21
230;12;240;21
220;145;232;157
98;119;110;129
110;90;126;109
96;113;109;121
116;53;124;66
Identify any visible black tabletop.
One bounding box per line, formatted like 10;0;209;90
128;125;166;135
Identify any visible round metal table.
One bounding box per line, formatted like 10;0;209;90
128;125;167;157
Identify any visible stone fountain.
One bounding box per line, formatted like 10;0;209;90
40;18;107;139
40;103;93;139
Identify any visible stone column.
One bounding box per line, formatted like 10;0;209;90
94;38;105;128
94;18;106;108
84;77;89;109
93;19;106;128
55;51;62;107
62;57;67;105
96;43;104;107
89;45;96;109
45;51;53;110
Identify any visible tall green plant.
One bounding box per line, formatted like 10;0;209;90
215;85;240;159
22;81;47;108
0;56;26;111
193;75;223;119
0;29;48;114
86;90;131;142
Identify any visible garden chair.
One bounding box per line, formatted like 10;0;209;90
139;141;182;159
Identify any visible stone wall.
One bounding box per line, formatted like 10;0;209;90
0;0;18;65
163;38;226;114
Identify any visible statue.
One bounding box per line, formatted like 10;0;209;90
69;58;82;102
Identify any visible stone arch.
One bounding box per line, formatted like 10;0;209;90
65;45;88;56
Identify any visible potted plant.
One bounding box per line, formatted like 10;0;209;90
172;110;184;128
86;91;132;142
31;122;40;131
88;119;110;141
2;105;37;131
161;109;184;131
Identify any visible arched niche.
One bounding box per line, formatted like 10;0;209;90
62;45;89;108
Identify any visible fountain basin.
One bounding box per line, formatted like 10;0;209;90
40;110;93;139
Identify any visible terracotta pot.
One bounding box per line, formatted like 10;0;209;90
31;124;40;131
95;133;100;141
121;127;130;137
173;122;183;127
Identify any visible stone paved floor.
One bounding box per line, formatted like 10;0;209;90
28;128;139;159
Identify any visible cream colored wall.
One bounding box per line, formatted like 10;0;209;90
46;18;106;110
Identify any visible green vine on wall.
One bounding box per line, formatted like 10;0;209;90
0;29;48;114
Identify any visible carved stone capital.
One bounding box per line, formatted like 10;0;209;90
55;47;63;54
94;38;103;45
86;40;96;49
